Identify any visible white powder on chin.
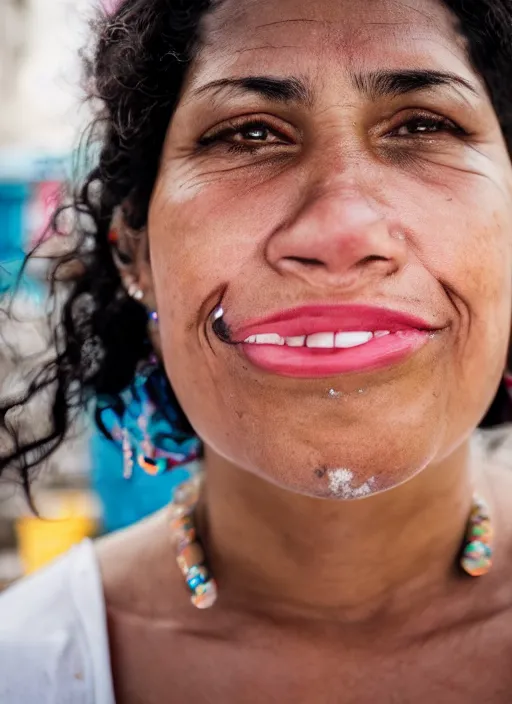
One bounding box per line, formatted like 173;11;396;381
327;468;377;499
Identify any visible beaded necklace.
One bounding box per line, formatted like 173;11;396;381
169;473;493;609
460;494;493;577
168;472;217;609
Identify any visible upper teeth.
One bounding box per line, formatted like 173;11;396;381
244;331;386;348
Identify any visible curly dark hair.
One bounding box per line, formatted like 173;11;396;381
1;0;512;485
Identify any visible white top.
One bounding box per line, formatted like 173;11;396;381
0;540;115;704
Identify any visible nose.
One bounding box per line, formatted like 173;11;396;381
266;184;407;291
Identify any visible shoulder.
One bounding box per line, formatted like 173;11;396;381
0;540;114;704
97;509;188;619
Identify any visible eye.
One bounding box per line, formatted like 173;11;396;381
392;114;463;138
199;118;294;153
236;123;274;142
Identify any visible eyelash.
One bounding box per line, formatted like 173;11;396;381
198;113;464;154
199;119;292;154
390;113;463;138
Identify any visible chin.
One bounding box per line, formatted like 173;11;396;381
239;429;442;501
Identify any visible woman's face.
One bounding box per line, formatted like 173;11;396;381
148;0;512;499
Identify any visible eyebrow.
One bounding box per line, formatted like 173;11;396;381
352;69;478;100
190;69;477;105
190;76;313;104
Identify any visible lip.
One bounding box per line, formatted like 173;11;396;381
230;304;443;379
233;304;439;340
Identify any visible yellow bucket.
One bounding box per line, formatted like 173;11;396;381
15;492;97;574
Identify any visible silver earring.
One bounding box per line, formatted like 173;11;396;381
127;282;144;301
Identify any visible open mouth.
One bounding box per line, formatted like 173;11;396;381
219;303;442;379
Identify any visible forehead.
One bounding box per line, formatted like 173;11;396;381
192;0;474;89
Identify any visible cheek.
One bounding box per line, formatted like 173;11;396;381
385;144;512;333
425;194;511;336
402;173;512;419
147;173;268;424
148;165;300;318
421;204;511;316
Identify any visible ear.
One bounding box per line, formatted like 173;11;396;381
109;208;157;313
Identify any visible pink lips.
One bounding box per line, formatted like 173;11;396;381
232;304;439;378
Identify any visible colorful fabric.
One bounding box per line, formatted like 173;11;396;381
96;359;201;478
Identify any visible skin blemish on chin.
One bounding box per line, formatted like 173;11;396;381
328;388;369;399
327;468;377;499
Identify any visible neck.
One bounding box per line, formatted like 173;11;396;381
197;442;476;622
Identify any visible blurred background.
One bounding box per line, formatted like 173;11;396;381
0;0;184;590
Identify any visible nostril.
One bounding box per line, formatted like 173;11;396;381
358;255;388;266
286;256;324;267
